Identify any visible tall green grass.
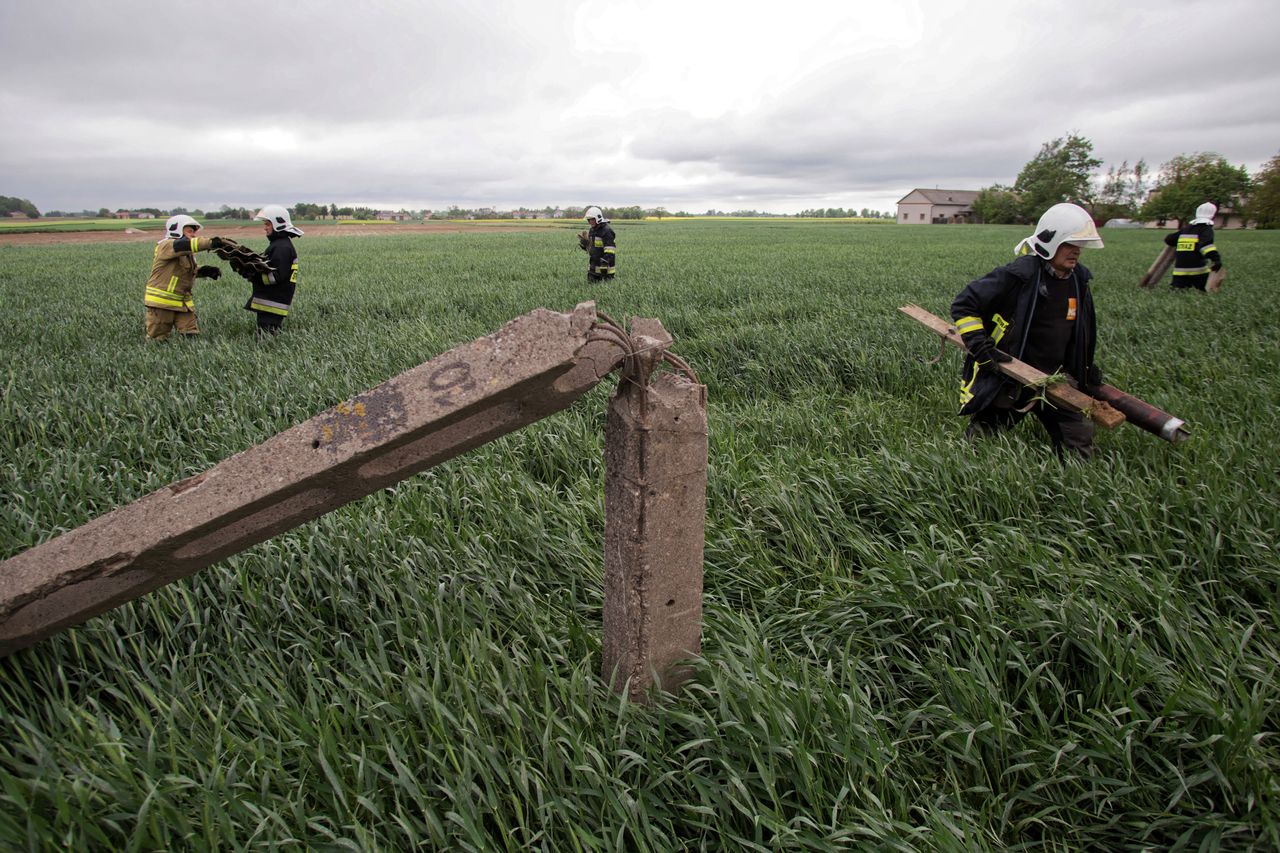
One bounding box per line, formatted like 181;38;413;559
1;223;1277;849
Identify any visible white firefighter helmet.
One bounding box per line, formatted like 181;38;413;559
165;214;202;238
255;204;304;236
1191;202;1217;225
584;205;604;223
1014;202;1103;258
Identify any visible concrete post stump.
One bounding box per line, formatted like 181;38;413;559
602;319;708;702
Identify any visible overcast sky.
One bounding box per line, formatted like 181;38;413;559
2;0;1277;215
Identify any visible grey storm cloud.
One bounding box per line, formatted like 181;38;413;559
1;0;1277;214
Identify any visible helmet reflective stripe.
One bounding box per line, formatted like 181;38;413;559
1013;203;1103;258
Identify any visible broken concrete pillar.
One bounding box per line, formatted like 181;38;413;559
0;303;624;657
602;318;708;701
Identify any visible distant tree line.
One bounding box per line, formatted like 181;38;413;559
1;196;41;218
795;208;894;219
969;133;1275;227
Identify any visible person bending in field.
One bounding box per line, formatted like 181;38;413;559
143;214;226;340
950;202;1106;460
578;205;616;282
243;205;303;336
1164;201;1223;291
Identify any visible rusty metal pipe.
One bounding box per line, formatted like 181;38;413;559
1092;384;1190;443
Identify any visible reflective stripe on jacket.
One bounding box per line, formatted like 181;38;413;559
246;232;299;317
950;254;1097;415
587;222;616;275
1164;222;1220;276
143;236;210;312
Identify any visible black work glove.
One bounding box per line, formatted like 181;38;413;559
1210;262;1223;272
577;232;590;251
210;236;227;249
196;265;222;280
1085;365;1104;391
969;337;1012;365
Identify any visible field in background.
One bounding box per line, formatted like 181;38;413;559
1;222;1277;849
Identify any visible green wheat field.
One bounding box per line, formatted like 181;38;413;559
2;222;1278;850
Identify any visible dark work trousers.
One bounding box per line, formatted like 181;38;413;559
966;385;1095;460
1171;273;1208;291
255;313;284;336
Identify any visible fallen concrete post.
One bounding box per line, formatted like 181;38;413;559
602;318;708;702
1;302;626;657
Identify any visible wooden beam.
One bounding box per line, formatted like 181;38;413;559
898;303;1125;429
1139;245;1174;288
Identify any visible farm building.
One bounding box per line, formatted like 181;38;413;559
896;189;980;224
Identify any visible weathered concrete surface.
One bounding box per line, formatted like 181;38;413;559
602;319;708;701
0;302;623;657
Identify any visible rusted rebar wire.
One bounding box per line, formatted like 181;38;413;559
587;325;633;353
595;310;628;336
591;314;640;376
661;351;700;385
586;332;634;372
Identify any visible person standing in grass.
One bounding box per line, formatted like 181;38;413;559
578;206;616;282
1163;202;1223;291
143;214;225;340
245;205;303;336
950;202;1105;460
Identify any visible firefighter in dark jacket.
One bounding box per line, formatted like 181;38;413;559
1163;202;1222;291
144;214;225;340
246;204;302;335
578;206;616;282
950;202;1105;460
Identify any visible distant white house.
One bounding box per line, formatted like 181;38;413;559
896;189;980;224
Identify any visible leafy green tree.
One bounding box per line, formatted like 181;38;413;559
1091;159;1147;223
0;195;41;217
970;184;1024;224
1013;133;1102;220
1141;152;1252;225
1244;154;1280;229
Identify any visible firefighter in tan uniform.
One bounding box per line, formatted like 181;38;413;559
144;214;225;340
